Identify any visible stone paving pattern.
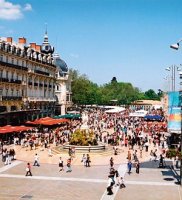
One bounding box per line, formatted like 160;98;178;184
0;129;182;200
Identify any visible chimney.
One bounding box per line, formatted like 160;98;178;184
30;43;36;49
35;45;41;52
7;37;12;43
18;37;26;45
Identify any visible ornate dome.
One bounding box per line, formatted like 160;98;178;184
41;30;54;55
53;53;68;74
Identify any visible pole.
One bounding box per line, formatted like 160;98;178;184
180;90;182;185
174;65;176;91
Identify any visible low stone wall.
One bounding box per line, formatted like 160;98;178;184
63;144;106;151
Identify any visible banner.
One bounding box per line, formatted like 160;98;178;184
168;91;181;133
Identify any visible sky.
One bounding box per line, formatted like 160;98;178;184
0;0;182;93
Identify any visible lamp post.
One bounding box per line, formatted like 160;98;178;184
170;40;182;185
165;65;181;91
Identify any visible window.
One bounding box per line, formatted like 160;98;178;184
6;56;8;63
11;72;14;80
0;70;2;78
17;60;19;65
11;58;14;64
6;89;8;96
66;94;69;102
22;61;24;67
11;89;13;96
0;55;3;61
16;90;19;96
6;71;9;79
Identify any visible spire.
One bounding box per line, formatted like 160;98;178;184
41;23;54;55
43;23;49;44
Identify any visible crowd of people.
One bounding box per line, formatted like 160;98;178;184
0;107;174;194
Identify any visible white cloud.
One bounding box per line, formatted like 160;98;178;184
70;53;79;58
0;0;32;20
24;3;32;11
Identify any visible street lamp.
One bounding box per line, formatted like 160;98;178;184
165;65;181;91
170;39;182;50
170;40;182;185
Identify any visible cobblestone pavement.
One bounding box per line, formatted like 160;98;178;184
0;133;182;200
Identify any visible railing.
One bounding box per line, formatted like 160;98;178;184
27;97;56;102
34;69;49;76
1;78;22;84
2;96;22;101
0;60;28;71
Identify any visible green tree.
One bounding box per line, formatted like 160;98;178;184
144;89;159;100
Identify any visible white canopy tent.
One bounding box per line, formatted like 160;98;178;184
105;107;125;113
129;109;148;117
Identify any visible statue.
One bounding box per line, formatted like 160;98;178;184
80;111;89;130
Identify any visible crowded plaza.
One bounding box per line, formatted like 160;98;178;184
0;106;181;199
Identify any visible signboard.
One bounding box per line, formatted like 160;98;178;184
168;91;181;133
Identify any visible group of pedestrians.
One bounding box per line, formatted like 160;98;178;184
107;157;126;196
81;154;91;167
2;148;16;165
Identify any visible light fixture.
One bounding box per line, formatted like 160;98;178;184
170;39;182;50
170;43;179;50
165;67;171;71
179;71;182;79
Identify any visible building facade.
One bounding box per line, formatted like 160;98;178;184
54;53;72;115
0;34;56;125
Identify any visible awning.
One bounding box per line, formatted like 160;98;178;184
54;114;81;119
26;117;69;126
144;115;164;121
0;125;33;134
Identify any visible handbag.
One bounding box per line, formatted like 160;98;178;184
26;168;29;172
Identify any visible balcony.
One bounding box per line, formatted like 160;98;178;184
0;60;28;71
1;78;9;83
34;69;49;76
1;78;22;84
2;96;22;101
27;97;56;102
10;79;22;84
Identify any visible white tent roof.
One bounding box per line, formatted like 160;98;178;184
129;109;148;117
105;107;125;113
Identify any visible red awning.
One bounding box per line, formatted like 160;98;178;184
25;117;69;126
0;125;33;134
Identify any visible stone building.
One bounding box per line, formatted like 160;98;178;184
0;33;56;125
54;53;72;115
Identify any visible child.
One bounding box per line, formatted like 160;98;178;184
119;177;126;189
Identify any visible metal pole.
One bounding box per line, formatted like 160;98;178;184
174;65;176;91
171;65;174;91
180;90;182;185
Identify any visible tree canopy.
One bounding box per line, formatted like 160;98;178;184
69;69;160;105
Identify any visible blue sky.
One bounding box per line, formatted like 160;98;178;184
0;0;182;92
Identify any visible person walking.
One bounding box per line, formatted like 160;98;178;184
110;157;114;168
136;161;140;174
48;147;53;157
86;154;91;167
81;154;87;167
33;153;40;167
66;158;72;172
127;160;132;174
107;175;114;195
25;163;32;176
59;157;64;171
